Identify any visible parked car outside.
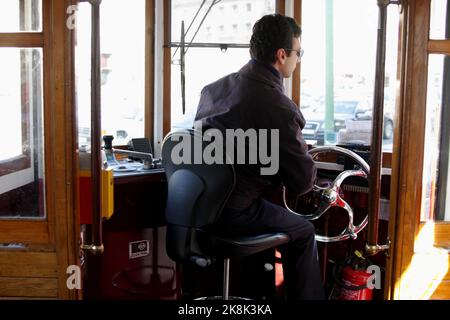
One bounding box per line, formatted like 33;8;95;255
301;97;394;145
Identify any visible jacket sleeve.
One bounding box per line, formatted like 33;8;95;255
277;108;317;196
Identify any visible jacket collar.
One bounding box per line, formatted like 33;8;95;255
239;60;284;92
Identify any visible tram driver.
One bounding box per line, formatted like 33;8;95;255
194;14;325;300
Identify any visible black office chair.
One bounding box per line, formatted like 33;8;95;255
162;129;290;300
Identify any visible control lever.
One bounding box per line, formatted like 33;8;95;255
102;135;119;167
112;148;160;170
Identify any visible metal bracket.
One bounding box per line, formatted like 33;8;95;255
365;237;391;256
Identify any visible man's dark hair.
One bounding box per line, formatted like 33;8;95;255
250;14;301;64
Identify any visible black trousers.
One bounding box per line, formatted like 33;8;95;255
217;198;326;300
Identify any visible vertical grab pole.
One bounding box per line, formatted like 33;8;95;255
366;0;389;256
81;0;104;255
324;0;335;144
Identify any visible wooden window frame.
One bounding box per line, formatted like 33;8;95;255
0;157;30;177
0;0;50;244
0;0;80;299
0;0;157;244
386;0;450;299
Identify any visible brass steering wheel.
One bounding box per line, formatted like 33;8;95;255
283;146;370;243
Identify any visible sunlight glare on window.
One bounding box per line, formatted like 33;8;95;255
0;48;45;219
0;50;23;161
430;0;448;39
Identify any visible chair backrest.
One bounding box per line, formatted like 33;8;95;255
162;129;235;265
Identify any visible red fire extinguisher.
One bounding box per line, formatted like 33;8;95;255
332;251;374;300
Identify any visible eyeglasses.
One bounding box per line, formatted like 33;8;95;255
285;48;304;60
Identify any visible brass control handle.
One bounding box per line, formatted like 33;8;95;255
80;244;105;255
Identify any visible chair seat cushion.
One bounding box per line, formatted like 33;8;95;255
210;233;290;257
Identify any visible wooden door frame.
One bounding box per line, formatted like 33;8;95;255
386;0;450;299
0;0;79;299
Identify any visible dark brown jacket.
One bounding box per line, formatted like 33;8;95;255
195;60;316;211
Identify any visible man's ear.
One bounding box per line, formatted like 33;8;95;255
275;48;287;64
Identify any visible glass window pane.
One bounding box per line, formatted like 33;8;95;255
170;1;276;130
171;0;276;44
76;0;146;148
421;54;450;222
300;0;398;150
0;48;45;220
0;0;42;32
171;48;251;130
430;0;449;40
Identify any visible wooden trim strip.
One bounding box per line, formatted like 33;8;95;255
384;2;407;299
0;251;57;278
292;0;301;107
276;0;286;14
0;156;30;177
388;0;431;300
0;220;49;243
0;277;57;298
428;39;450;55
42;0;56;248
0;33;43;47
163;0;171;136
62;0;80;300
